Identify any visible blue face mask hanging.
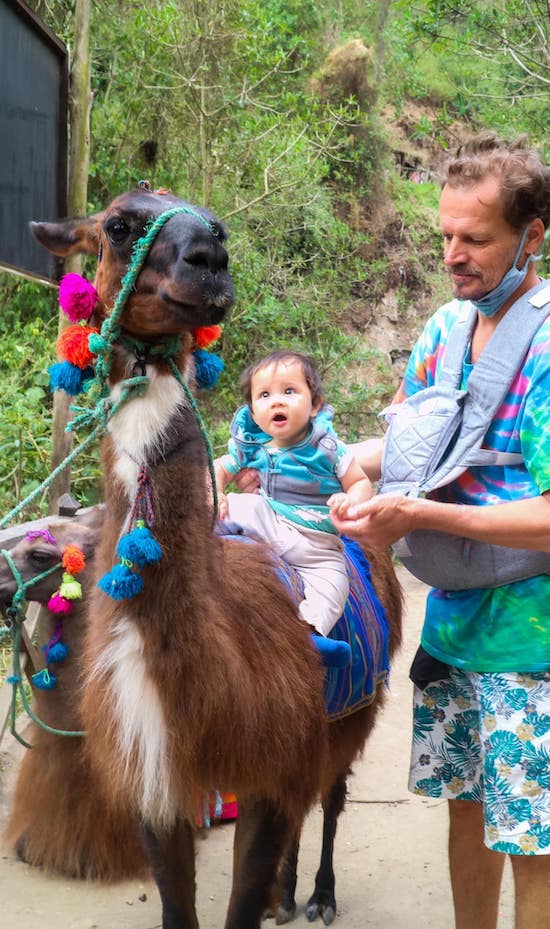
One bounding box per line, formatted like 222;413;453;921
472;226;537;317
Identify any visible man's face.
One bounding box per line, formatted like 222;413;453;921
439;176;524;302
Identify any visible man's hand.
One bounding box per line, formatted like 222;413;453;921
329;493;418;548
331;491;550;552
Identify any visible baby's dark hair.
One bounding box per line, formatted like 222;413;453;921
240;350;324;407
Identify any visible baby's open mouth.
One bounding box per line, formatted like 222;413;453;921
273;414;287;423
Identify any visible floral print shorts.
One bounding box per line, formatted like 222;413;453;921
409;667;550;854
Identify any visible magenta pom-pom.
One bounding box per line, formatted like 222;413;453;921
27;529;56;545
59;273;99;322
47;592;73;614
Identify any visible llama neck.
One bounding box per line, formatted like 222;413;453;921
102;364;216;604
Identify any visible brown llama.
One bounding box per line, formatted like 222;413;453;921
29;187;402;927
0;510;148;881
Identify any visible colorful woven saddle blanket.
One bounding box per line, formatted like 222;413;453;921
221;529;390;721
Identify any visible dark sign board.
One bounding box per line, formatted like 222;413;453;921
0;0;67;282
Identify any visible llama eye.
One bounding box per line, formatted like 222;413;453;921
29;550;55;567
105;218;130;244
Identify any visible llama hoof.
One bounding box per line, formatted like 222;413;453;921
322;906;336;926
14;835;30;864
275;901;297;924
306;894;336;925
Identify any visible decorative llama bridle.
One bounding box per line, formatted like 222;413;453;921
1;529;87;744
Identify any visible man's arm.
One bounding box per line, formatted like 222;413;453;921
347;382;404;481
330;490;550;552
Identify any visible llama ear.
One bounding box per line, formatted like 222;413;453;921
74;505;105;536
44;509;103;560
30;212;105;257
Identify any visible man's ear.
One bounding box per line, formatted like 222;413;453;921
526;217;545;257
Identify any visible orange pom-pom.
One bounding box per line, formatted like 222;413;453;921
56;324;99;369
62;544;86;575
192;325;222;349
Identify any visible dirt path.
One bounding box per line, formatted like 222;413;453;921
0;568;513;928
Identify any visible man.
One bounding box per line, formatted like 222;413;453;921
331;133;550;929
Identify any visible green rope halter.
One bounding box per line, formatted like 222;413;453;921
0;548;85;746
91;206;216;388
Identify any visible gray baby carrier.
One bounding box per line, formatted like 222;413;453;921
379;279;550;590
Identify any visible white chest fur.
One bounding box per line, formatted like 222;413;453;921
108;367;188;500
93;615;178;828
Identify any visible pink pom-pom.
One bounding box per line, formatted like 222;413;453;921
47;592;73;614
59;274;99;322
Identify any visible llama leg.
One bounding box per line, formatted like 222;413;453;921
225;798;291;929
306;774;347;926
275;835;300;925
141;818;198;929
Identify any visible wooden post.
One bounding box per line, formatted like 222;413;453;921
49;0;93;512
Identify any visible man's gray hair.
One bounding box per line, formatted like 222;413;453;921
440;133;550;231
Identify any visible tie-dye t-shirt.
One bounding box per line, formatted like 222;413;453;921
401;295;550;672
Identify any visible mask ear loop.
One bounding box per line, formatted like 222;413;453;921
515;223;543;270
514;226;531;269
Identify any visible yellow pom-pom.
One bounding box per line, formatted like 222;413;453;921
59;572;82;600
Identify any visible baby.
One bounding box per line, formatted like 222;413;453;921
214;350;373;639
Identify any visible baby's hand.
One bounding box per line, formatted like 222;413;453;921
328;492;351;518
217;491;229;520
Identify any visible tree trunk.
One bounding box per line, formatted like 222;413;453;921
49;0;92;513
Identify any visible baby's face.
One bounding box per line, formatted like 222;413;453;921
250;359;321;448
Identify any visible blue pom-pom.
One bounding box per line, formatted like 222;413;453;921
98;563;144;600
45;641;69;663
117;527;163;567
49;361;94;395
193;349;224;389
32;668;57;690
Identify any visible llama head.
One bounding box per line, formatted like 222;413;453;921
0;509;102;612
30;189;234;338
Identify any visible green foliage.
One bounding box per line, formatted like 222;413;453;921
1;0;547;524
0;276;56;518
0;274;102;519
391;0;550;148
